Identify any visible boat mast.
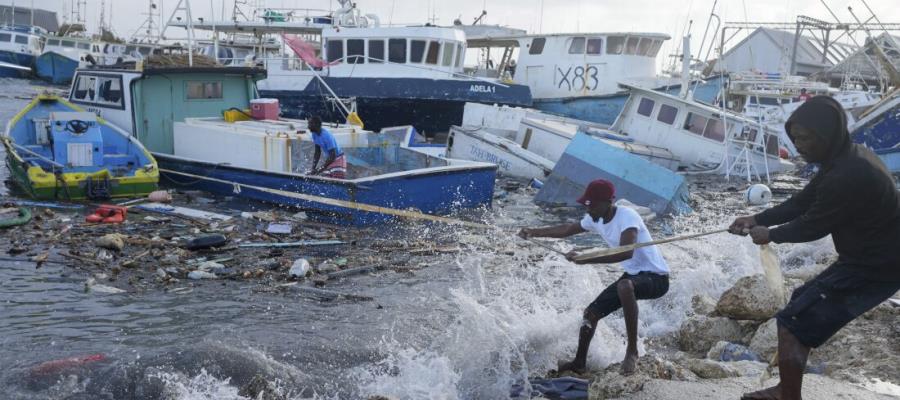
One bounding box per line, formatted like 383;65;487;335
679;35;691;99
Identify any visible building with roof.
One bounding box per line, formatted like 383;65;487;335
715;27;856;77
0;5;59;33
824;32;900;90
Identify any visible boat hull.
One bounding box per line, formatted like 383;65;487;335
4;154;158;200
155;154;497;226
259;76;532;136
35;52;79;85
446;126;553;180
852;99;900;151
876;147;900;175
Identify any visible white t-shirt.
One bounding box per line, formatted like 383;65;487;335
580;207;670;276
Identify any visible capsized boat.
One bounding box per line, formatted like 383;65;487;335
2;94;158;200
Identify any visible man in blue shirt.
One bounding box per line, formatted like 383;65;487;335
308;116;346;179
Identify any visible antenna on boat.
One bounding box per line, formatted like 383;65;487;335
161;0;196;66
847;5;900;88
132;0;162;44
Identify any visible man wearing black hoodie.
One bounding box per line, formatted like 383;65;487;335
730;96;900;400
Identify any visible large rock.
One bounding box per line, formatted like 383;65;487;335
749;319;779;362
678;315;749;354
715;274;784;321
691;294;717;316
588;356;693;399
684;358;739;379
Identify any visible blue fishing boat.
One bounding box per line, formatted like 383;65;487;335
1;94;158;200
534;132;692;215
876;147;900;175
851;92;900;151
67;66;498;225
35;37;98;85
0;25;45;77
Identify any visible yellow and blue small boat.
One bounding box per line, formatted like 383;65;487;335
2;94;158;200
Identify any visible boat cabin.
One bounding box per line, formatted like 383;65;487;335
68;67;263;155
466;32;669;99
0;25;45;63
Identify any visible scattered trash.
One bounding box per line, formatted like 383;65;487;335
709;342;761;362
529;178;544;189
95;234;126;252
745;184;773;206
0;207;31;228
187;270;218;280
30;354;107;376
289;259;311;278
266;223;293;235
185;234;229;250
14;200;84;210
147;190;173;203
85;205;127;223
135;203;233;221
237;240;345;248
84;278;126;294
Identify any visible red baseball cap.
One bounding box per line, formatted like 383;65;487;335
577;179;615;205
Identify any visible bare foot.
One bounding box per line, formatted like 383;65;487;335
556;360;586;375
740;385;781;400
621;352;638;375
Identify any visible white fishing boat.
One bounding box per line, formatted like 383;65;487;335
719;71;881;156
447;103;679;180
166;0;532;136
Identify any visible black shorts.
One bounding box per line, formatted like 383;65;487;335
776;262;900;348
586;272;670;318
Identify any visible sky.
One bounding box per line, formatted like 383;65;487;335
5;0;900;68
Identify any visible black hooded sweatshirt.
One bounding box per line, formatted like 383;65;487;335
754;96;900;281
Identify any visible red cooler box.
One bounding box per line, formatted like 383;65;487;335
250;98;280;120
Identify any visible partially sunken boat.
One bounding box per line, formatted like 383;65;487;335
2;94;158;200
66;65;497;225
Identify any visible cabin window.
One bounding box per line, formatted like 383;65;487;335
684;112;707;136
637;38;653;56
586;38;603;55
388;39;406;63
441;42;454;66
648;40;663;57
410;40;426;63
346;39;364;64
326;40;343;63
636;98;655;117
77;42;90;50
568;37;585;54
425;40;441;65
765;134;780;156
62;40;75;48
186;81;223;100
0;33;10;42
47;39;60;46
703;118;726;142
139;47;153;56
607;36;624;54
625;37;640;55
657;104;678;125
455;43;464;67
368;40;384;63
73;76;96;101
14;35;28;44
93;45;100;52
529;37;546;55
96;77;124;107
125;46;136;53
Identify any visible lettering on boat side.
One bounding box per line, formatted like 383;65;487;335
469;84;496;93
86;107;103;118
468;145;512;170
556;65;600;91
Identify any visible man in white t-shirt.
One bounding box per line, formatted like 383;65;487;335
519;179;670;375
